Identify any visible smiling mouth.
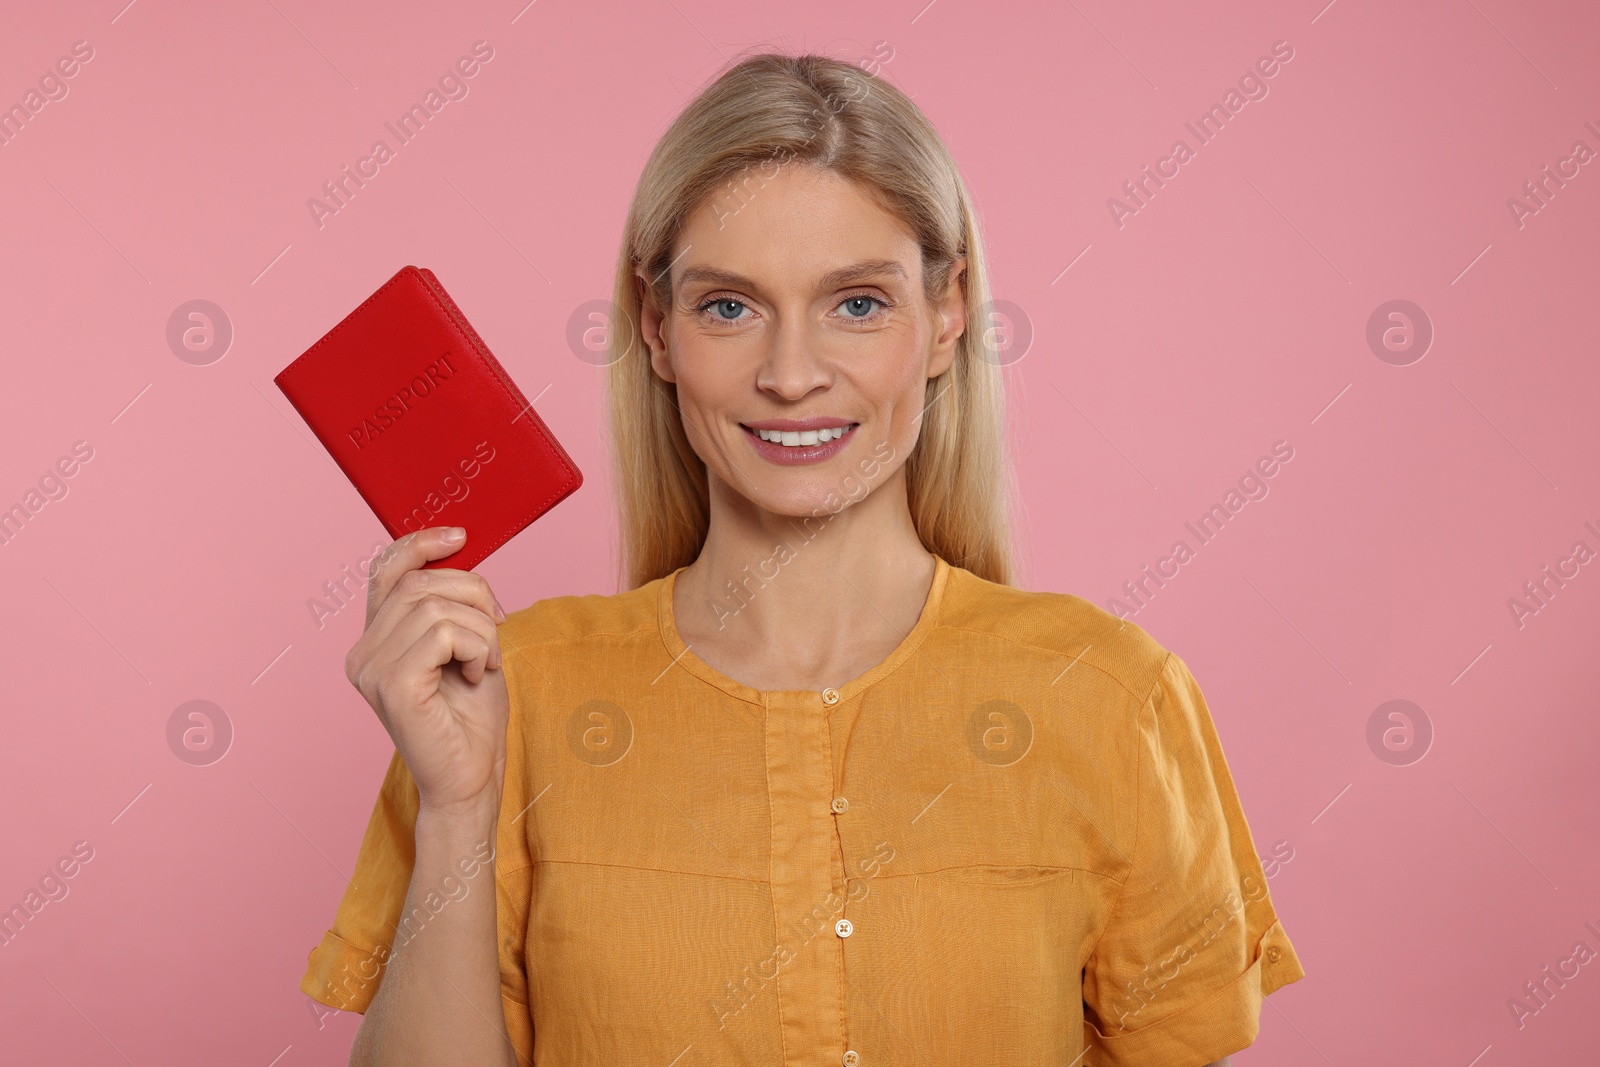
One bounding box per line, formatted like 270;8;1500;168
743;423;859;448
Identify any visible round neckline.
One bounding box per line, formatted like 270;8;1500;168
657;554;951;706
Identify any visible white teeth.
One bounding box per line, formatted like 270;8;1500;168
753;424;856;447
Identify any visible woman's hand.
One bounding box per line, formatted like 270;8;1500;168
343;526;510;819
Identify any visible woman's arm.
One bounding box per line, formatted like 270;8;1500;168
340;528;519;1066
348;795;516;1067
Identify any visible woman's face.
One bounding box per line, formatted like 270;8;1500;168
638;163;966;520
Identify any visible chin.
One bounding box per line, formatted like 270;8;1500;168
738;478;859;522
724;435;902;522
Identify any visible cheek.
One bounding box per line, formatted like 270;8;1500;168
871;335;935;423
667;344;757;469
672;346;742;408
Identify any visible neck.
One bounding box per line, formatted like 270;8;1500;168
672;467;938;691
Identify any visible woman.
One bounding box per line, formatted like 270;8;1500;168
301;51;1304;1067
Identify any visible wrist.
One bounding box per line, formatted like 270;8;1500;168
416;790;501;837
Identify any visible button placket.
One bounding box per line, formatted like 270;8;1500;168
764;691;848;1063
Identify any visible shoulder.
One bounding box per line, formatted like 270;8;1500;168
936;562;1173;704
498;575;662;651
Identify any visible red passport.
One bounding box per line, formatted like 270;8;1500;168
273;265;582;571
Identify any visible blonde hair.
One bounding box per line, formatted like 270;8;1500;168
605;49;1015;590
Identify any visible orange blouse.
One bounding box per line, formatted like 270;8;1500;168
301;554;1305;1065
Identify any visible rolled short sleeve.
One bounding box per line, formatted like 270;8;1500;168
298;670;536;1058
1082;652;1306;1066
299;746;420;1015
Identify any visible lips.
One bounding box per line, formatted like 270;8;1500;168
742;416;858;432
748;422;857;448
739;419;859;464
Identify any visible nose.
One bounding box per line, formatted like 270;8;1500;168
755;317;831;401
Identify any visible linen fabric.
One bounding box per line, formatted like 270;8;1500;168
300;555;1305;1065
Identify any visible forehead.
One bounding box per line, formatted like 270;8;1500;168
671;164;920;292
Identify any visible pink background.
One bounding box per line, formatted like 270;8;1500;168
3;0;1597;1063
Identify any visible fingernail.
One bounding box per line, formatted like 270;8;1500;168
442;527;466;543
494;600;507;622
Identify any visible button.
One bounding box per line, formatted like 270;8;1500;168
843;1052;860;1067
835;918;853;938
831;796;849;814
1267;945;1282;963
821;687;840;705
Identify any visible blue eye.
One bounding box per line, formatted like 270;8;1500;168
691;292;891;326
694;297;748;321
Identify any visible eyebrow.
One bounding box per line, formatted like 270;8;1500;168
676;258;908;295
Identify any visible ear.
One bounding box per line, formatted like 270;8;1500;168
636;269;677;383
926;255;967;380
